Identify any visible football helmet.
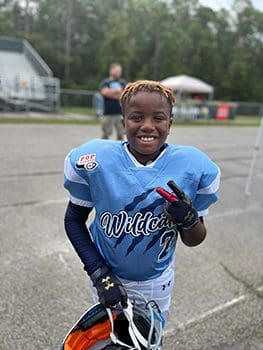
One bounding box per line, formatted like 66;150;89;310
60;291;163;350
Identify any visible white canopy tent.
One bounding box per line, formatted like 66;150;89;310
161;75;214;99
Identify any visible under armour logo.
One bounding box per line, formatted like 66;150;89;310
162;280;171;290
184;211;194;221
102;276;115;290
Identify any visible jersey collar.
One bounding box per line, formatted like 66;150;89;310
123;142;167;168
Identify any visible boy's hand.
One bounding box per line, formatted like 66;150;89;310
156;180;199;230
90;266;128;308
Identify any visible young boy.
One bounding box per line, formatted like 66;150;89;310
64;80;220;323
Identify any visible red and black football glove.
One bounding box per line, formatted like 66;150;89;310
156;180;199;230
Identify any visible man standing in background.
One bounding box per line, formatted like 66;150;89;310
100;63;126;140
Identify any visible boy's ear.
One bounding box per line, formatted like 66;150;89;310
121;116;125;127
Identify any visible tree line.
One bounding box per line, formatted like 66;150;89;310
0;0;262;102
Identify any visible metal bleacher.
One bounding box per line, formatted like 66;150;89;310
0;37;60;112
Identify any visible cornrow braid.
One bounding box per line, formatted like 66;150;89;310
120;80;175;113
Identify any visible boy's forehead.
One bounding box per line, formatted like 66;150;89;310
128;91;170;106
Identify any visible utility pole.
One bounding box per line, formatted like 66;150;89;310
24;0;30;35
245;112;263;196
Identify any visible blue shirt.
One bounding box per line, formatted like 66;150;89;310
64;140;220;280
99;78;126;115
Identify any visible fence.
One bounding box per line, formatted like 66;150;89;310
2;85;262;117
236;102;263;117
60;89;263;119
60;89;103;116
60;88;95;107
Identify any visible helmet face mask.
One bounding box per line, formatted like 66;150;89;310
61;292;163;350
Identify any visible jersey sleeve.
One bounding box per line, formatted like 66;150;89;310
193;155;221;217
64;149;93;208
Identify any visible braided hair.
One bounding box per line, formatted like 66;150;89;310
120;80;175;115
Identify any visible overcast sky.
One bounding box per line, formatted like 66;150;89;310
199;0;263;11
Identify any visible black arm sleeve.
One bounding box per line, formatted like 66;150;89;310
64;201;106;275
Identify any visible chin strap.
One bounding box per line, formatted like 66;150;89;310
106;299;150;350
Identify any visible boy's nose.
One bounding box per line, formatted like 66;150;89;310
140;117;155;131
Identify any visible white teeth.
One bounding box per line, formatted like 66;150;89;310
140;137;154;142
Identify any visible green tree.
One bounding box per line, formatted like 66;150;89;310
0;0;262;101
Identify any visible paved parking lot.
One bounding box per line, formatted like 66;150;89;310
0;123;262;349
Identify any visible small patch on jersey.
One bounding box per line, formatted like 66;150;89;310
75;153;98;170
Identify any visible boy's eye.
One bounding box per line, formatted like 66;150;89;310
154;115;165;121
129;115;142;121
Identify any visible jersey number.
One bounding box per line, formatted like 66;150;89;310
158;230;177;261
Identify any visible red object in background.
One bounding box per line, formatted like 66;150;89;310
216;104;230;120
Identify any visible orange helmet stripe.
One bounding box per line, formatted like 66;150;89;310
64;313;117;350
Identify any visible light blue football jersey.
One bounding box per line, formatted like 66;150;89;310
64;139;220;280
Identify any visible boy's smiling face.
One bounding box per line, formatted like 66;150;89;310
123;91;172;165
